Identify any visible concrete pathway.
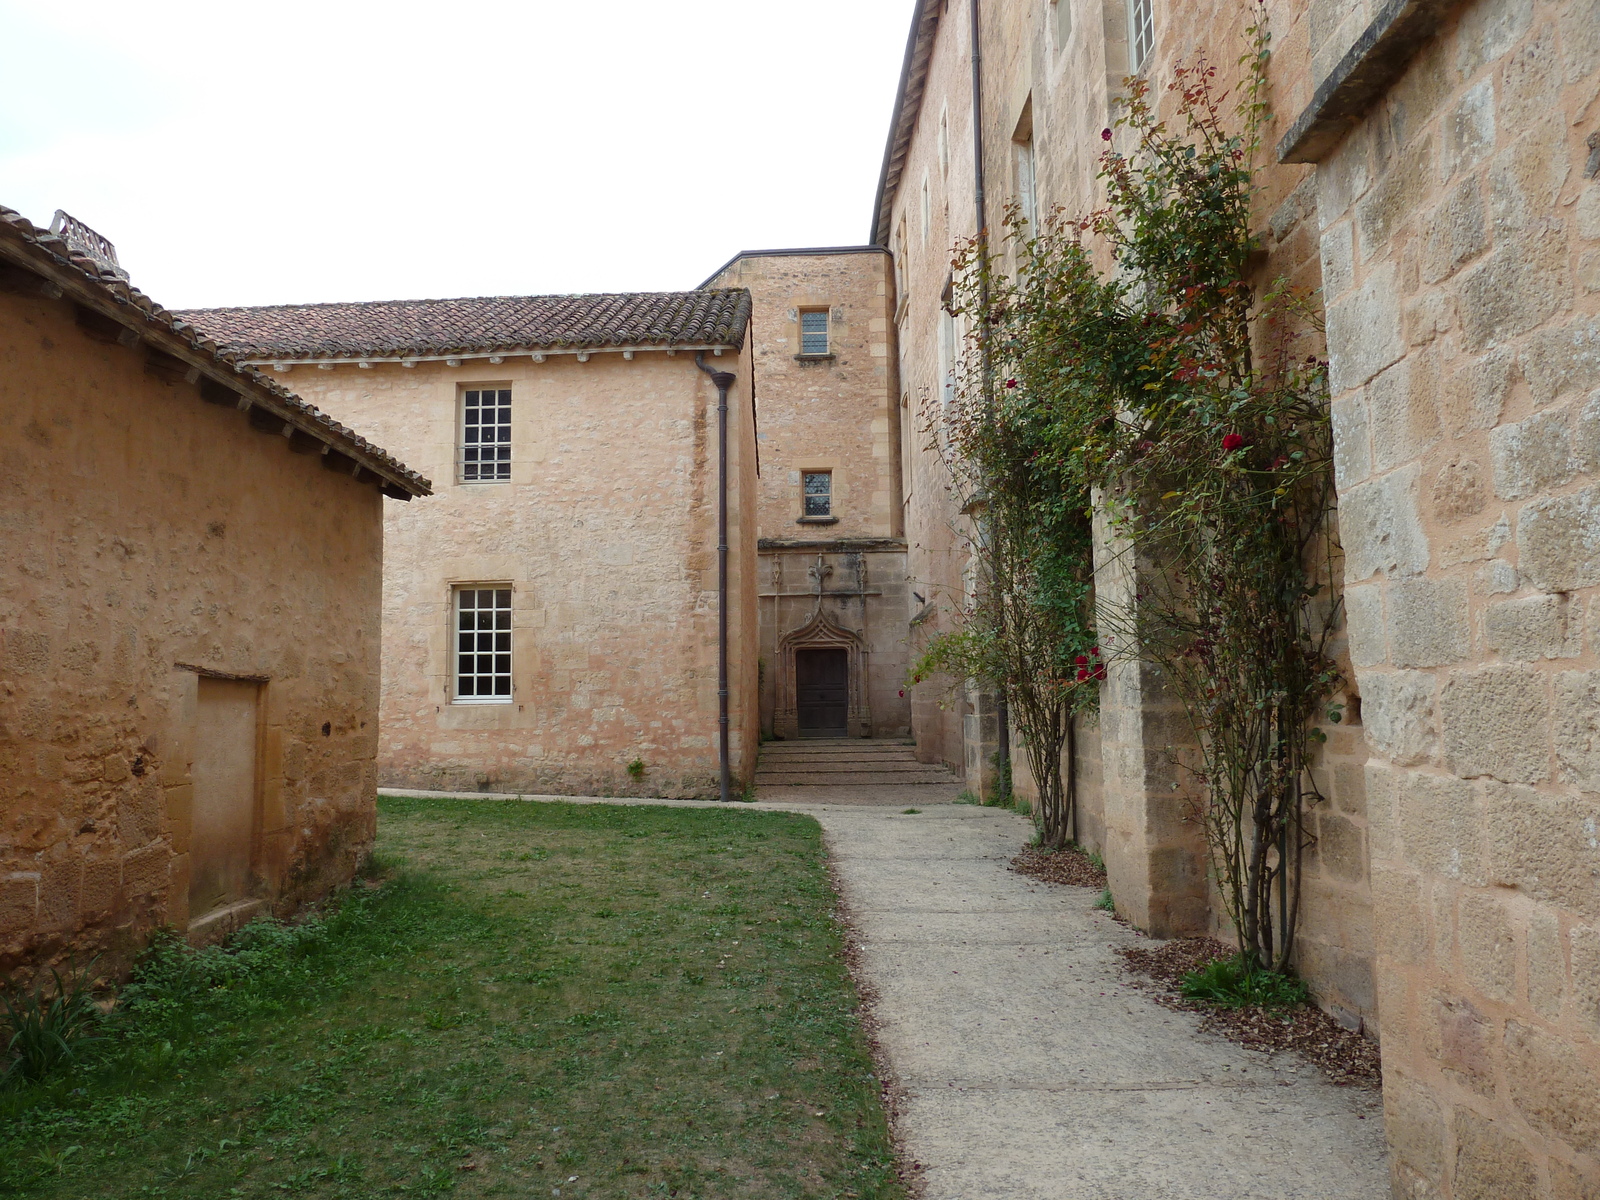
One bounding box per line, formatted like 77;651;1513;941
820;800;1389;1200
384;787;1390;1197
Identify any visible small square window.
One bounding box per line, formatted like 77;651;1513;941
803;471;832;517
800;310;830;356
454;586;512;701
461;388;512;482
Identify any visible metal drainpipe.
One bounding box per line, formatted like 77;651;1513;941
969;0;1012;799
696;352;736;803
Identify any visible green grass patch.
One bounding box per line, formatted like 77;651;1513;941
1;797;903;1199
1178;953;1310;1009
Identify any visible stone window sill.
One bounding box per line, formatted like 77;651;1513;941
793;353;836;363
796;516;839;525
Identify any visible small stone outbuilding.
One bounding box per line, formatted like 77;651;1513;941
0;208;429;974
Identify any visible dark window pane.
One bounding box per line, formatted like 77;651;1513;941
805;494;831;516
495;655;511;673
804;472;831;495
496;632;510;651
458;676;476;696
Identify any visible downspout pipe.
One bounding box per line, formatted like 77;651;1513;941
969;0;1011;799
696;352;737;804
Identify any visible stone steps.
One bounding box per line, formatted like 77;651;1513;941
754;738;959;788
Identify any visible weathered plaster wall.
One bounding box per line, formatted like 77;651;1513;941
274;348;760;799
0;289;385;975
1306;0;1600;1191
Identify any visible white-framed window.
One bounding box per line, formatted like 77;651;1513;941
937;289;957;448
1014;136;1037;234
938;104;950;180
894;219;908;308
1128;0;1153;71
1053;0;1072;49
800;309;830;356
921;172;931;248
803;470;833;517
460;387;511;482
453;586;512;702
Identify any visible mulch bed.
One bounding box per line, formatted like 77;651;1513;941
1117;936;1382;1089
1009;843;1109;889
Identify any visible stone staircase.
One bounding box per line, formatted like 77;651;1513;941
753;738;960;787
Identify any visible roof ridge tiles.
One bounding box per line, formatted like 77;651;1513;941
0;204;430;497
178;287;753;361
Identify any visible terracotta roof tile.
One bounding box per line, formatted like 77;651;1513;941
179;290;753;361
0;205;430;497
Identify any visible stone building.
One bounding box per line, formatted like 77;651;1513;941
699;248;912;741
874;0;1600;1194
0;207;429;973
183;293;761;799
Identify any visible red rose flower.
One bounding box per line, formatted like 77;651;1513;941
898;689;905;697
1005;378;1018;389
1074;655;1088;666
1101;128;1112;141
1092;665;1107;681
1222;433;1245;451
1076;669;1089;682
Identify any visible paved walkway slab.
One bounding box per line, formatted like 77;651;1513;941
818;802;1389;1200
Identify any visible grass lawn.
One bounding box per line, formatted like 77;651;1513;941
1;797;904;1199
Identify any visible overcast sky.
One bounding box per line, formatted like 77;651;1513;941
0;0;910;309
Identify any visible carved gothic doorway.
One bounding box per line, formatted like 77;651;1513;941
795;647;849;737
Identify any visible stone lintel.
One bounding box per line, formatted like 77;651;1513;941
1277;0;1465;164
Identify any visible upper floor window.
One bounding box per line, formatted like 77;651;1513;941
803;471;833;517
461;387;511;482
800;309;830;356
1053;0;1072;49
454;586;512;702
1128;0;1153;71
1014;135;1037;234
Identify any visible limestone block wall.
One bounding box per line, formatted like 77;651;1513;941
1302;0;1600;1191
276;349;760;799
1007;713;1107;853
0;289;386;976
703;251;900;542
883;0;1376;1023
757;543;911;740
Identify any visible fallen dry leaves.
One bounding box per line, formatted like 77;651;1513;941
1117;936;1382;1089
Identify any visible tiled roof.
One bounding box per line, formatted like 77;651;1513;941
0;206;430;497
179;290;753;361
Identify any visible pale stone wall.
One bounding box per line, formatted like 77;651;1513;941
757;542;912;739
705;251;900;542
0;289;386;975
885;0;1376;1015
1007;714;1108;853
1302;0;1600;1191
705;251;912;741
272;347;760;798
